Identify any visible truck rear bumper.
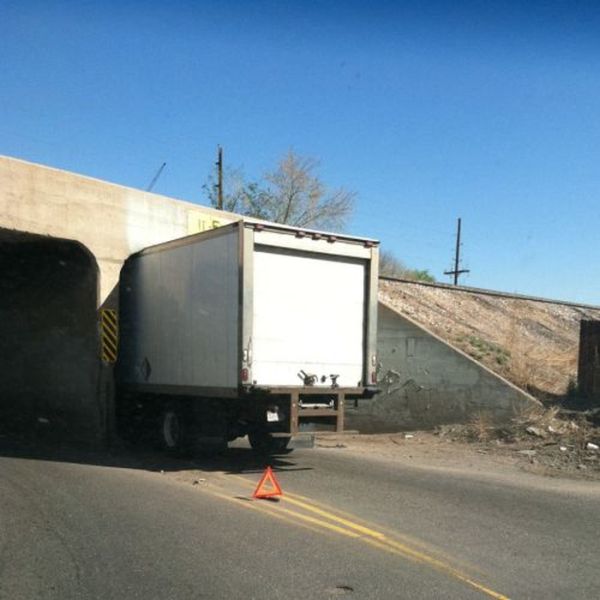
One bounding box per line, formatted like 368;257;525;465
255;387;366;436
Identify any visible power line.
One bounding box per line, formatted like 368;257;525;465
444;217;470;285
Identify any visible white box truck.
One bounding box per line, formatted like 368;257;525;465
116;220;379;453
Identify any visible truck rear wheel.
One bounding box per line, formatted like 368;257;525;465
248;431;292;454
159;406;187;455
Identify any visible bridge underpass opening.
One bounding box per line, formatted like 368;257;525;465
0;229;101;442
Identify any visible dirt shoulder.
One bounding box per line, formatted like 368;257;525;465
315;427;600;483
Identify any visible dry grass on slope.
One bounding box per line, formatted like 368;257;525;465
379;279;600;400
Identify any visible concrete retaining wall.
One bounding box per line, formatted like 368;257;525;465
345;303;538;433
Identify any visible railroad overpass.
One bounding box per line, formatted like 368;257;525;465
0;155;537;444
0;155;242;443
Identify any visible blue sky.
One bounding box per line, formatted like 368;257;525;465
2;1;600;303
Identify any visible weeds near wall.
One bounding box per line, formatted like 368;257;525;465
467;412;493;442
503;318;577;397
457;335;510;366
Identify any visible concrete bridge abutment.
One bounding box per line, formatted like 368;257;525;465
0;228;104;443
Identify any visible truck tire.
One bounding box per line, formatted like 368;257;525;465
158;406;187;455
248;431;292;454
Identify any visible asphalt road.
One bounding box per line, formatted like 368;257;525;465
1;438;599;600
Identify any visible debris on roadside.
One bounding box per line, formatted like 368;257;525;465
433;405;600;478
517;450;536;456
317;443;347;449
387;433;417;446
525;426;547;439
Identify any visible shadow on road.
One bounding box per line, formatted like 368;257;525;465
0;432;313;476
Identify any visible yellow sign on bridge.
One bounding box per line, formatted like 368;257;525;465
186;209;237;235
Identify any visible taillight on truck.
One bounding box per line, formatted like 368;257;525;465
371;371;377;384
241;368;249;382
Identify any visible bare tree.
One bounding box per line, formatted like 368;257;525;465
380;250;411;278
380;249;436;283
203;165;257;214
260;151;354;230
206;151;355;231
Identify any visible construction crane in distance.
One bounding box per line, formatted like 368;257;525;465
146;162;167;192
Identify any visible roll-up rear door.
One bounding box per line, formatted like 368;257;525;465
252;247;365;387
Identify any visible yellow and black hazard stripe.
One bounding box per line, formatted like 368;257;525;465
100;308;118;363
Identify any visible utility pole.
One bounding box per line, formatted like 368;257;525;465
444;217;470;285
216;145;223;210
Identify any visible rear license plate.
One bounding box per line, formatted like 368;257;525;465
266;410;280;422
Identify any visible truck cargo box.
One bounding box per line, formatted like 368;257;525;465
116;220;379;452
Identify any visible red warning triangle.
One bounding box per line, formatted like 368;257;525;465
252;466;283;499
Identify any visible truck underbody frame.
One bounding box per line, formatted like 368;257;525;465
247;386;368;436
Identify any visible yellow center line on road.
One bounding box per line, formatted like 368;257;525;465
198;477;363;539
202;487;326;536
280;495;510;600
224;472;510;600
357;536;510;600
286;490;453;551
284;490;486;576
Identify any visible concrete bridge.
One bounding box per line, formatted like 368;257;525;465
0;155;243;443
0;155;535;444
1;155;241;305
